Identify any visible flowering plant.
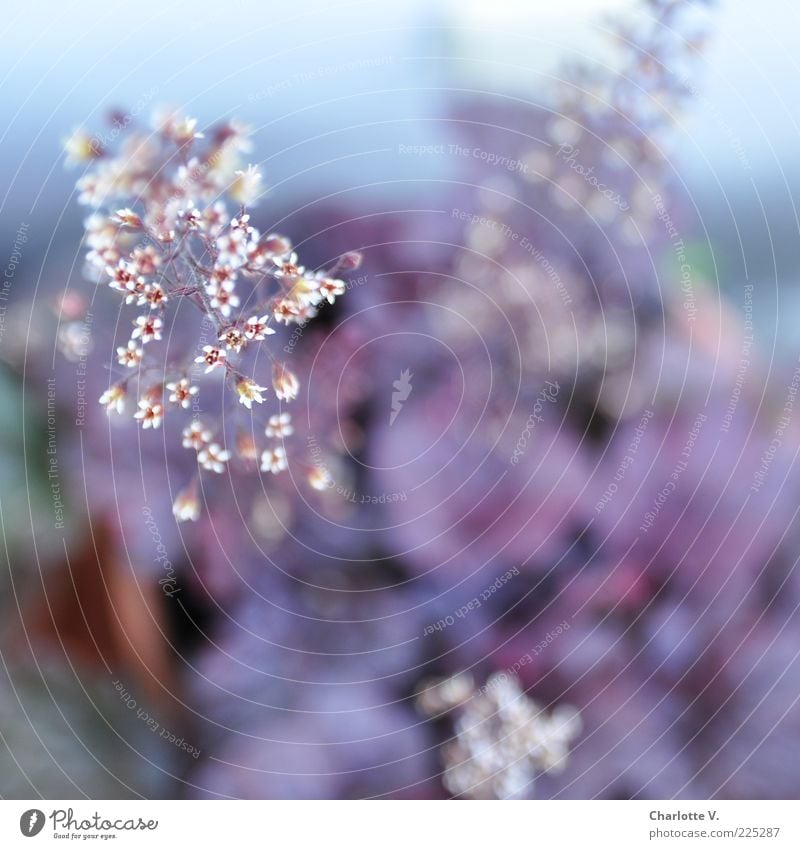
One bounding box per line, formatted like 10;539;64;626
67;109;361;521
417;674;582;799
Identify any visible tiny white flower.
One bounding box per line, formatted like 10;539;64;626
63;128;102;166
99;385;126;415
272;363;299;401
130;245;161;275
288;275;323;308
131;314;163;344
316;275;346;305
219;327;246;352
166;378;198;409
134;398;163;429
265;412;293;438
236;378;268;409
195;345;226;373
273;251;304;279
260;445;287;475
182;421;212;450
215;229;247;268
229;164;262;206
111;208;142;228
117;340;143;368
180;204;202;230
137;282;168;309
273;298;303;325
201;201;229;236
161;113;202;145
107;260;145;303
205;279;240;318
230;214;256;237
198;443;231;474
211;263;237;286
243;314;275;341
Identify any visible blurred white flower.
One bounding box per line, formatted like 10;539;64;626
117;340;143;368
260;445;287;475
99;385;126;415
166;378;198;409
265;412;293;438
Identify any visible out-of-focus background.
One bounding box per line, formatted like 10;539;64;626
3;0;800;799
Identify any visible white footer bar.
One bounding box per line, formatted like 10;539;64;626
2;800;797;848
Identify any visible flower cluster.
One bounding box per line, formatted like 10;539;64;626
69;108;360;521
440;0;713;394
417;674;581;799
